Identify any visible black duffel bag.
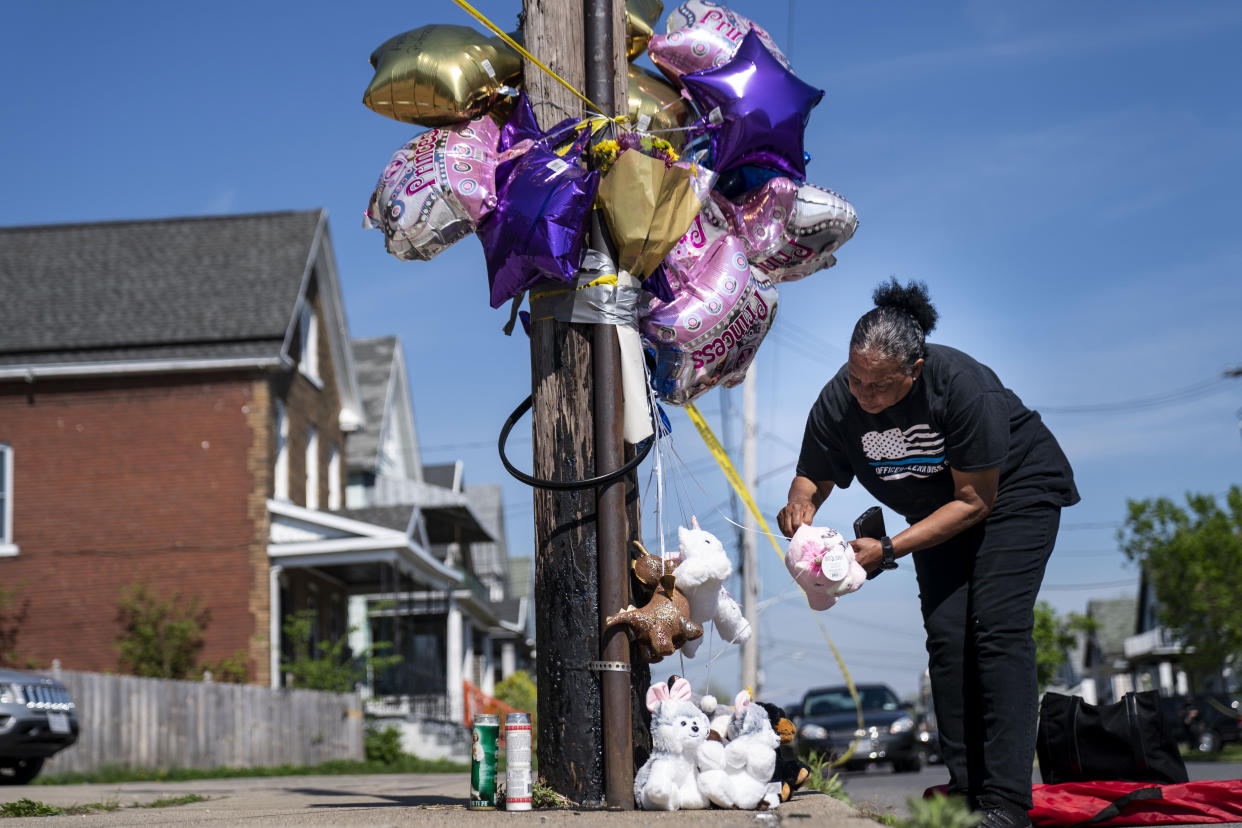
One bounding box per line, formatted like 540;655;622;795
1036;690;1188;785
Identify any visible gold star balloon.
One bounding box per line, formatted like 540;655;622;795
363;25;521;127
625;0;664;60
627;65;693;149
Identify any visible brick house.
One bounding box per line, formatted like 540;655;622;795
0;210;524;705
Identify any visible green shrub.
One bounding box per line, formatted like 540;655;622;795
365;723;404;764
280;610;400;693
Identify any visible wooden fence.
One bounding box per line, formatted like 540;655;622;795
40;670;364;774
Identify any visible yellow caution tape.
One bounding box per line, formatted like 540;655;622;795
530;274;619;302
451;0;610;117
684;401;865;766
685;403;783;562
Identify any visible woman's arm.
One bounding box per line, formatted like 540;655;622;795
777;475;835;537
850;466;998;571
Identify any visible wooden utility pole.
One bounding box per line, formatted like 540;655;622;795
522;0;636;808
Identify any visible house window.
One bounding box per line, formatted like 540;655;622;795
0;443;14;554
305;426;319;510
327;443;341;511
299;302;320;384
273;401;289;501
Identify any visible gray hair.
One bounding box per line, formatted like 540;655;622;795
849;279;938;374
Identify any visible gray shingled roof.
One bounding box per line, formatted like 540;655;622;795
0;210;323;366
1087;597;1139;660
465;484;509;583
494;597;524;628
335;505;415;533
508;556;533;601
424;462;461;491
348;337;397;471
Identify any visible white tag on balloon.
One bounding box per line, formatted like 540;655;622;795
545;158;570;178
636;113;652;132
820;540;850;581
481;59;497;79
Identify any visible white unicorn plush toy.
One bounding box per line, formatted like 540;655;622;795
673;517;752;656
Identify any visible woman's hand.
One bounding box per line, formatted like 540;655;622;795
778;498;818;537
778;476;835;537
849;537;883;573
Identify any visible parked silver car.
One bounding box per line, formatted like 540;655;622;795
0;668;79;784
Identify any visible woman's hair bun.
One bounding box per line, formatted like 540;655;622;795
873;278;938;335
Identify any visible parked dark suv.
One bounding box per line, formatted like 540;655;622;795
0;668;79;784
794;683;924;772
1159;693;1242;753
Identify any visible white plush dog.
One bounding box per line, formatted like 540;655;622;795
697;690;782;810
634;677;711;810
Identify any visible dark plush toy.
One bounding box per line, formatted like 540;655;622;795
757;701;811;801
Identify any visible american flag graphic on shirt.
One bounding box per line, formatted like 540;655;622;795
860;424;947;481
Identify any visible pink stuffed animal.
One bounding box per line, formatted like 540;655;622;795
785;525;866;611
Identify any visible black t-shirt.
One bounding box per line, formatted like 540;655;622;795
796;344;1079;522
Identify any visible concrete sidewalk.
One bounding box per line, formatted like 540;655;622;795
1;773;872;827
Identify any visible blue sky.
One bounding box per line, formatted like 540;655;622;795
3;1;1241;703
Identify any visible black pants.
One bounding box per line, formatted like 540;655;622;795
912;503;1061;812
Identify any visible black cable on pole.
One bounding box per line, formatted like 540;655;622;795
497;394;653;489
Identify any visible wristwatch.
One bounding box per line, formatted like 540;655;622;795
879;536;898;570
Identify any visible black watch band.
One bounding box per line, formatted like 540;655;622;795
880;536;898;570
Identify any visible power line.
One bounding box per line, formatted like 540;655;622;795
1036;374;1230;414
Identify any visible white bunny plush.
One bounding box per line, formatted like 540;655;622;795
697;690;782;810
673;517;743;658
634;677;711;810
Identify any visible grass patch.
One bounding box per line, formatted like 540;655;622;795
62;798;123;816
1;799;65;817
35;755;468;786
1;796;123;818
903;792;980;828
135;793;210;809
532;778;574;809
802;752;851;803
1182;743;1242;762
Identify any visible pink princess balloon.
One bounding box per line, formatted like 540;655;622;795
662;199;728;283
648;0;790;84
365;116;502;261
706;176;798;261
642;231;779;405
750;183;858;283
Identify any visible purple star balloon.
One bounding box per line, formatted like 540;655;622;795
680;30;823;180
477;133;599;309
498;90;576;155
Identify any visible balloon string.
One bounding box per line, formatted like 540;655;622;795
647;363;669;563
450;0;610;118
